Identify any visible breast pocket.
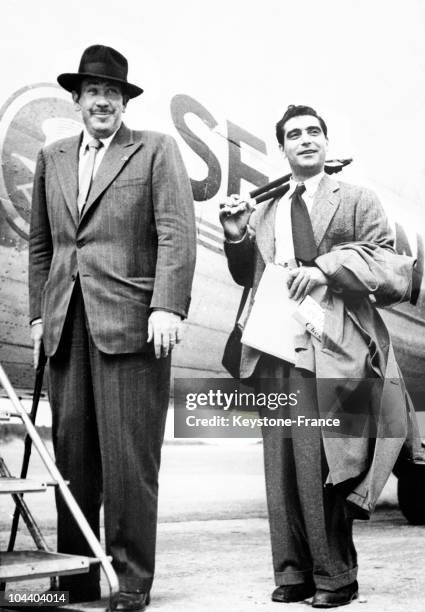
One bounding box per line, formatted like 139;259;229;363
107;178;151;221
327;225;355;244
113;177;149;189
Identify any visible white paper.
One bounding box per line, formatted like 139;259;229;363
293;294;325;341
241;264;303;364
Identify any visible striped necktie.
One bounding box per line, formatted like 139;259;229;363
290;183;318;265
77;138;103;214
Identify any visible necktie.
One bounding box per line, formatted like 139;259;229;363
77;138;103;214
290;183;318;265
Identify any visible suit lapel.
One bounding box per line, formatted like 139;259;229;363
310;174;340;246
54;134;81;227
79;123;144;222
254;198;277;263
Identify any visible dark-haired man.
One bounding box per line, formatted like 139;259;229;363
220;105;418;607
29;45;196;610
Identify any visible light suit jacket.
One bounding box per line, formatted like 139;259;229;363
224;174;422;517
225;174;414;377
29;123;196;356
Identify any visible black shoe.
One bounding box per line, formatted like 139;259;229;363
312;581;359;608
114;591;150;611
272;581;315;603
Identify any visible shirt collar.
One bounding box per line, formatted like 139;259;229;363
289;170;325;197
80;127;119;153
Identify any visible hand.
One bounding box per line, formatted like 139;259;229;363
287;266;328;301
219;194;255;241
147;310;183;359
30;321;44;369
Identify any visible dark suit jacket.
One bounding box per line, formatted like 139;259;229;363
29;123;196;356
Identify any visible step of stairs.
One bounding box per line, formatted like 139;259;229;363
0;550;98;581
0;478;48;494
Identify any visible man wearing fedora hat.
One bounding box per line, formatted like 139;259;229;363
29;45;196;610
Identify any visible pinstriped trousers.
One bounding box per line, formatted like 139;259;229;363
48;280;170;595
256;356;358;591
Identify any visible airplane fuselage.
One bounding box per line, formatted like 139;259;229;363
0;86;424;408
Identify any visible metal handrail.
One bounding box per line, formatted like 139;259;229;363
0;363;120;609
8;345;47;553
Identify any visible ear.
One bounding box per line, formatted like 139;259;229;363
72;91;80;111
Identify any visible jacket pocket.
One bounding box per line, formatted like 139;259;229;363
113;177;149;188
126;276;155;291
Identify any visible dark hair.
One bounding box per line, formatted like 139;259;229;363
275;105;327;147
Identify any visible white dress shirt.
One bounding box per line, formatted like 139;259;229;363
78;128;118;184
270;171;324;355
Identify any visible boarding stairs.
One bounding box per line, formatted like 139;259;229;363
0;361;119;609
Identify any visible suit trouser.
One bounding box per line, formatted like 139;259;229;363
48;281;170;594
256;356;358;591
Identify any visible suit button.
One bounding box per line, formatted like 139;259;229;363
71;274;76;281
76;239;85;249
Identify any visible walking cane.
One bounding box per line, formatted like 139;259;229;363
7;343;47;552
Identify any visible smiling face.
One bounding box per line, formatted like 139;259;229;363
72;78;127;138
282;115;328;181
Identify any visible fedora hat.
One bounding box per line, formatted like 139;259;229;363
57;44;143;98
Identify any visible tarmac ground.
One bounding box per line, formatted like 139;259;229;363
0;436;424;612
